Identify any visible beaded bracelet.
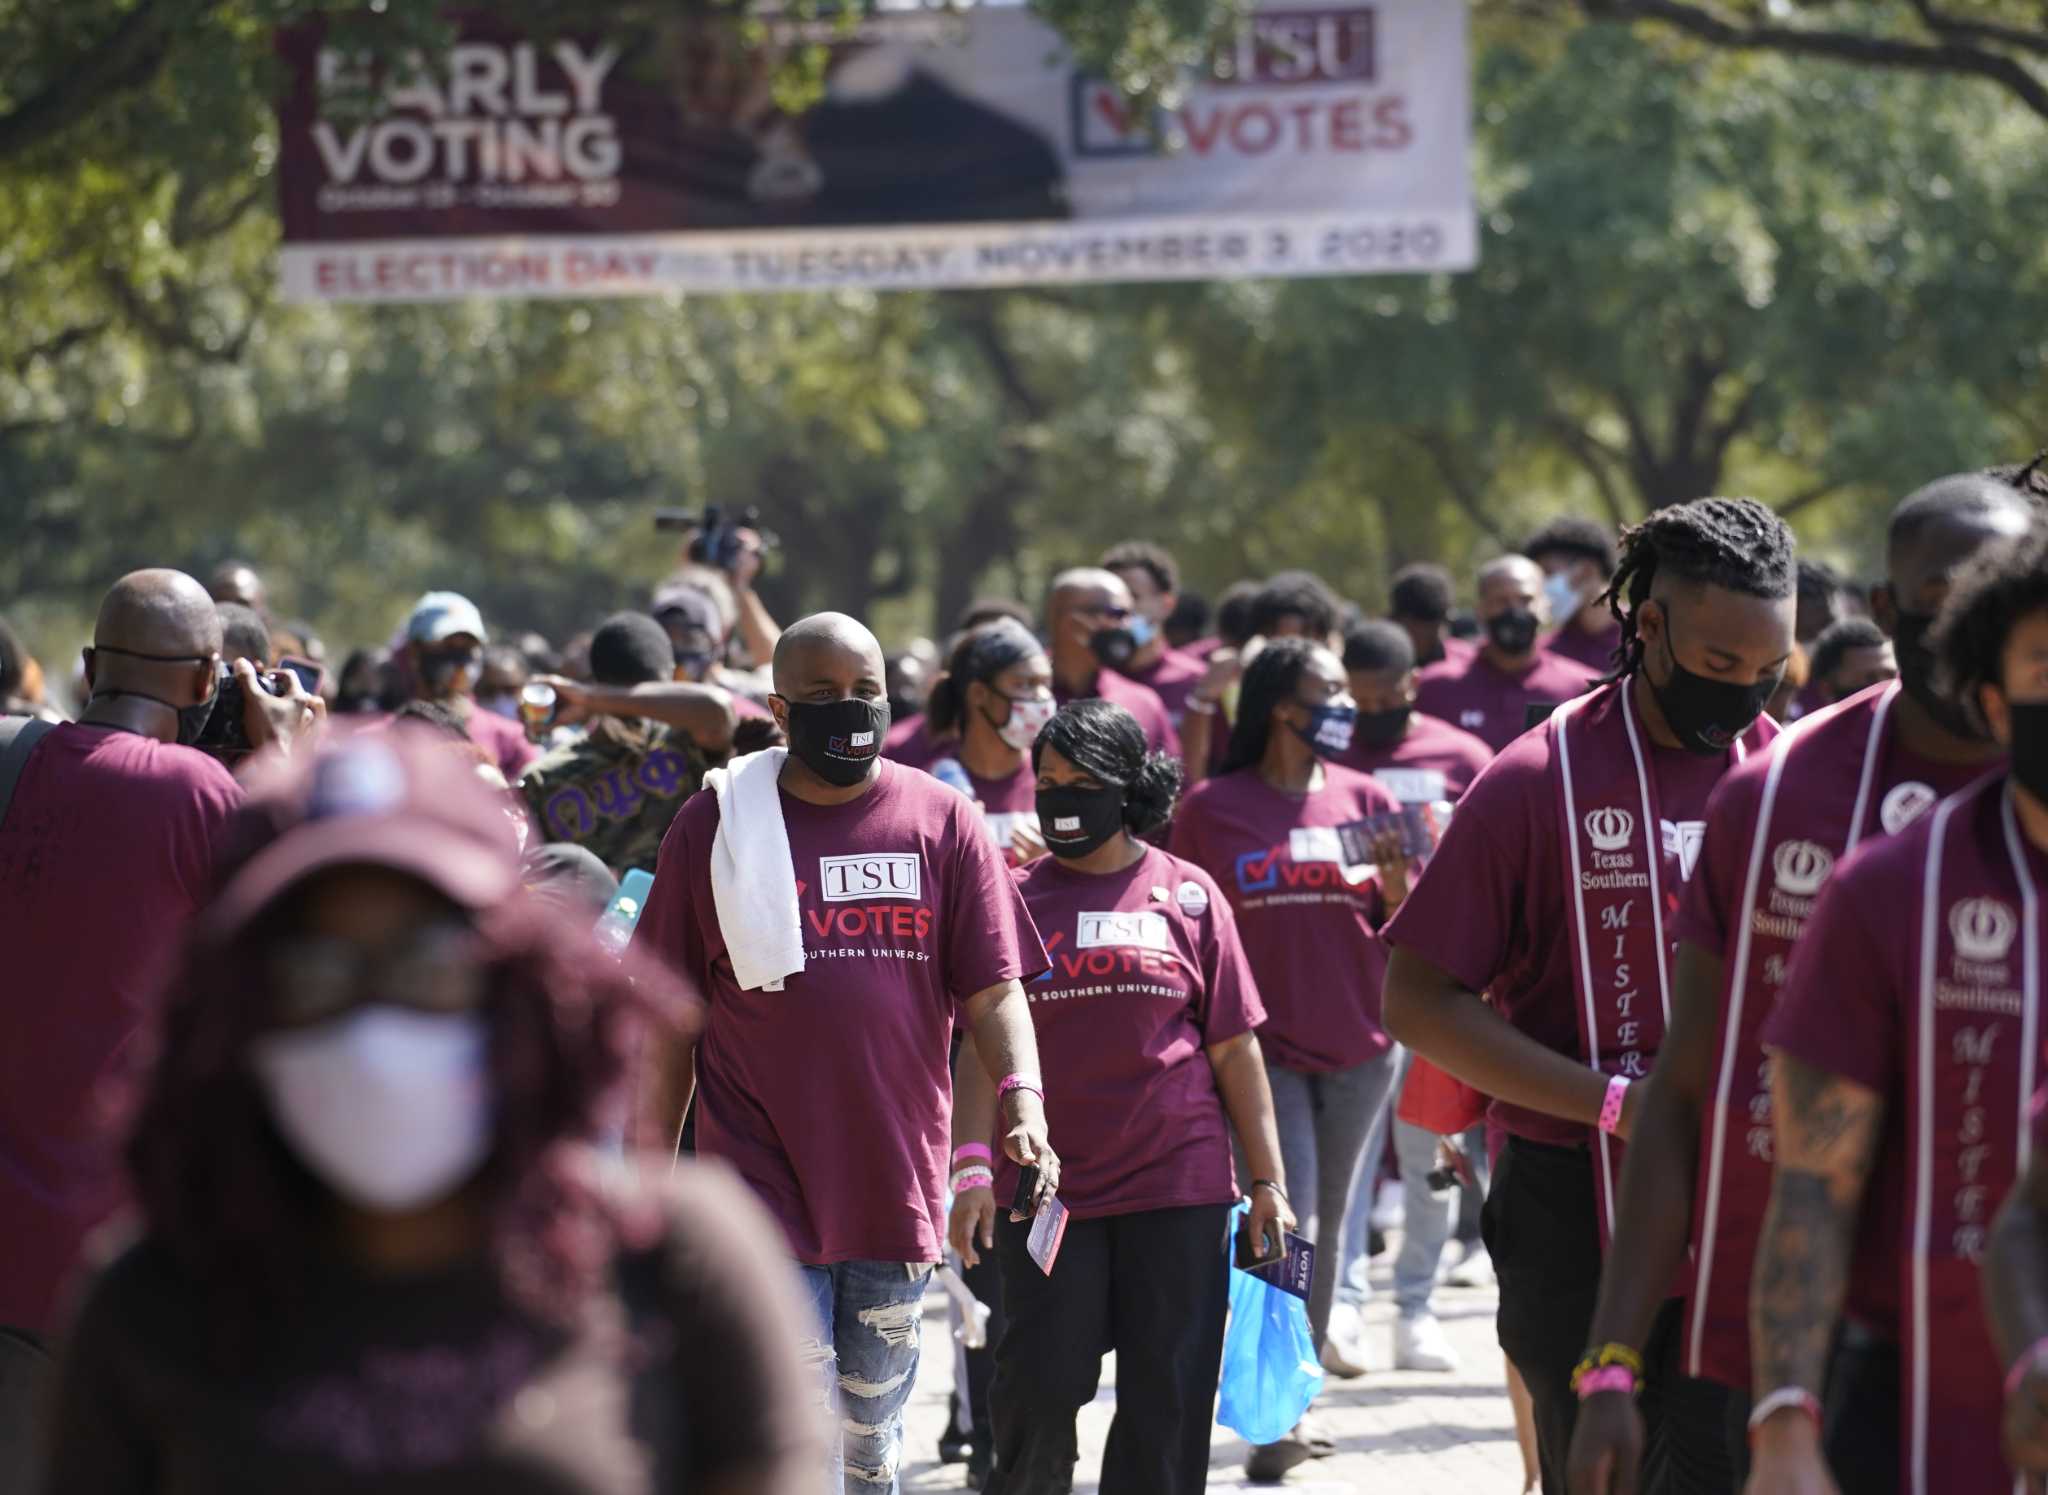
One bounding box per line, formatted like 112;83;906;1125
1574;1366;1637;1400
1570;1342;1646;1397
950;1167;994;1193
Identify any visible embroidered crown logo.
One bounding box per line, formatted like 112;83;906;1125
1950;898;2019;964
1772;840;1834;898
1585;807;1634;853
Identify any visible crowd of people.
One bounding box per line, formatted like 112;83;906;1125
3;470;2048;1495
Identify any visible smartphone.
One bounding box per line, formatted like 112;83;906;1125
276;656;324;696
1235;1216;1285;1271
1010;1164;1041;1222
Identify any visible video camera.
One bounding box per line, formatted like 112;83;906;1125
654;504;778;574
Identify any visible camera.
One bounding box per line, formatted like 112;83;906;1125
653;504;776;574
194;662;283;757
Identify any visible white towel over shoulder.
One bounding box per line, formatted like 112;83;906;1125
705;748;804;993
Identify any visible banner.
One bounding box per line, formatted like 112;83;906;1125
275;3;1474;301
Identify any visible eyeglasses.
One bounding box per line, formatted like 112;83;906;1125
263;922;485;1029
1087;604;1132;623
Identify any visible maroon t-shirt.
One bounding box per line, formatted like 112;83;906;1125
1545;618;1625;674
1055;668;1181;760
928;754;1039;868
1676;731;1987;1341
998;847;1264;1218
1118;648;1207;732
1335;712;1495;804
637;760;1048;1265
0;724;243;1333
1413;650;1600;755
1383;724;1731;1146
1169;764;1401;1072
465;703;541;781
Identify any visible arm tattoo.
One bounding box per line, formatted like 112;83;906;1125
1750;1056;1885;1400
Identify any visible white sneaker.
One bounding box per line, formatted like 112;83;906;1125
1394;1312;1460;1373
1370;1178;1406;1231
1321;1331;1374;1379
1442;1240;1495;1289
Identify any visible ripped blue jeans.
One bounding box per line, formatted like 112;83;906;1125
797;1260;932;1494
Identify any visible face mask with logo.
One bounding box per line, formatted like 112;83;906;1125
1543;572;1586;625
1293;702;1358;757
1355;705;1412;750
251;1007;493;1213
1485;608;1540;657
988;692;1057;752
1650;619;1780;756
1037;783;1126;860
1892;609;1986;743
1089;626;1138;671
783;696;891;787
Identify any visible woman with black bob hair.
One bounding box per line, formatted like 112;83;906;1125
949;699;1292;1495
38;729;822;1494
922;619;1057;866
1171;635;1410;1476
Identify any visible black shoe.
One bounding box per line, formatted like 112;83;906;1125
939;1427;971;1465
966;1443;992;1490
1368;1226;1388;1259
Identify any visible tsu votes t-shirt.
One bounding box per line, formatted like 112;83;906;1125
1336;711;1496;805
999;846;1265;1219
1170;763;1401;1073
639;760;1047;1266
1383;723;1729;1146
1414;650;1600;755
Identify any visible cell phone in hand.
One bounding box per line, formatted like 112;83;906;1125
1010;1164;1040;1222
276;656;324;696
1235;1217;1285;1271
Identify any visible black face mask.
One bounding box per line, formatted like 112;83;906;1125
2008;700;2048;805
1649;622;1780;757
782;696;891;787
1893;610;1986;743
1037;784;1126;860
88;646;219;746
419;649;480;698
1485;608;1540;657
1089;627;1138;671
1355;705;1412;749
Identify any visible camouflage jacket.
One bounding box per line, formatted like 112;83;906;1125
519;719;706;876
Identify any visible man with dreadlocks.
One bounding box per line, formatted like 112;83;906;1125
1565;469;2033;1495
1382;497;1798;1494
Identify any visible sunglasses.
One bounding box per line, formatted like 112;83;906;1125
264;922;485;1030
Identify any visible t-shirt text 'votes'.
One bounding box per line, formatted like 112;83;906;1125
1232;825;1373;903
801;853;934;958
1033;909;1188;998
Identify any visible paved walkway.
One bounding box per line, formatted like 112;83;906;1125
899;1237;1534;1492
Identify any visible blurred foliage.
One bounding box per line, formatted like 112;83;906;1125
4;3;2048;683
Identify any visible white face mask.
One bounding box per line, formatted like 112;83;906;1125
994;693;1058;752
1542;570;1585;625
252;1008;494;1213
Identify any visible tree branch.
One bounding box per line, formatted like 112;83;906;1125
0;2;199;162
1406;430;1514;545
1543;413;1638;525
7;321;112;375
1908;1;2048;61
1774;480;1845;519
1578;0;2048;120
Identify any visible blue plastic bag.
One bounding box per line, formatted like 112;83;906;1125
1216;1203;1324;1446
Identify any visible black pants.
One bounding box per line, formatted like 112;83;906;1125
1484;1137;1744;1495
983;1202;1231;1495
947;1248;1007;1451
1822;1324;1899;1495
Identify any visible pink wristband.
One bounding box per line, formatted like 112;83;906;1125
952;1143;994;1166
1575;1366;1636;1399
1599;1074;1630;1136
997;1073;1043;1101
2007;1337;2048;1401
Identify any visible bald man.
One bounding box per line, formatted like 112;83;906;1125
1043;568;1180;758
1413;555;1600;754
638;611;1054;1494
206;559;268;615
0;568;317;1359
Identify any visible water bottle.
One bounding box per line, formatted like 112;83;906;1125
594;868;656;957
930;757;976;799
